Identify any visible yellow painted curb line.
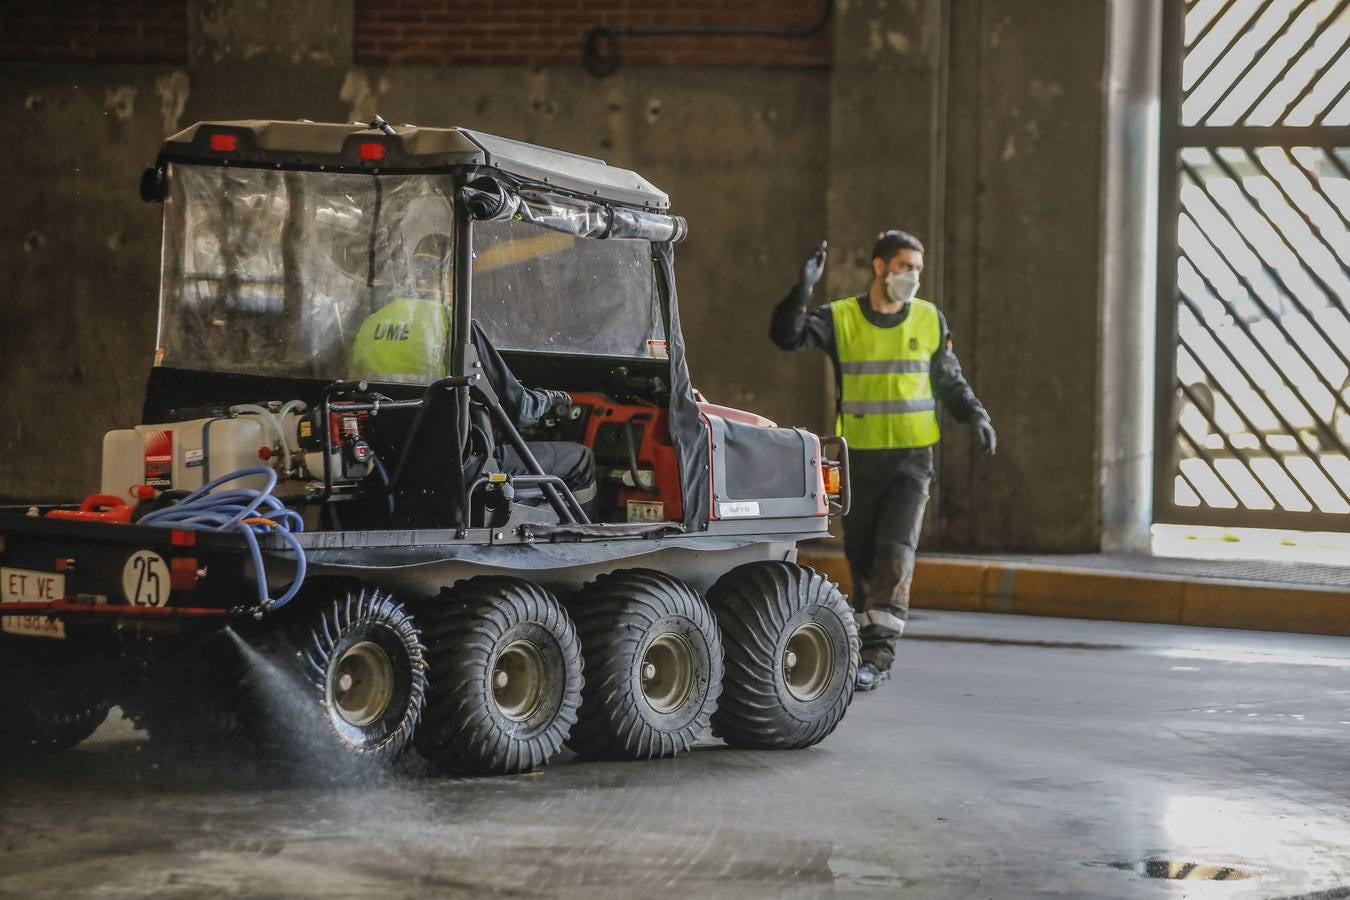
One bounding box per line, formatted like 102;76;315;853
797;550;1350;638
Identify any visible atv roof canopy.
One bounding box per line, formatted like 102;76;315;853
152;121;687;376
155;119;672;210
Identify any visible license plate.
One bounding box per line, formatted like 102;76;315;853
627;499;665;523
2;615;65;639
1;567;65;603
1;568;67;639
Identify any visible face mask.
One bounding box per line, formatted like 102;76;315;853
885;270;919;305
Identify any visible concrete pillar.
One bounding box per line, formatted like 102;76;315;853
937;0;1113;552
824;0;945;305
1100;0;1162;552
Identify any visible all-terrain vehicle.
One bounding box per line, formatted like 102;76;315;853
0;118;855;774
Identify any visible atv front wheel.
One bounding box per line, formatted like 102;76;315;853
415;576;582;775
708;561;858;750
567;569;722;759
0;638;111;754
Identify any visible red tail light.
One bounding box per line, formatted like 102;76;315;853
170;557;199;591
359;142;386;161
209;133;238;152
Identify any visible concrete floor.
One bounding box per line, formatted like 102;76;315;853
3;611;1350;899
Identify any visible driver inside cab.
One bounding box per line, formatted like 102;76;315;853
350;234;597;515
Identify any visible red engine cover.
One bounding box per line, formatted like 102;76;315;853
571;394;683;522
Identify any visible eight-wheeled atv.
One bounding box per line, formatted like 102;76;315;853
0;118;855;774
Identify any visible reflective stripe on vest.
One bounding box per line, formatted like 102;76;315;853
831;296;941;450
839;398;936;416
839;359;931;375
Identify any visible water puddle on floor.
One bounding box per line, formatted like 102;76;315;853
1107;857;1259;881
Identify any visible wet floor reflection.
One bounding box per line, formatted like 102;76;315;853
1;729;849;898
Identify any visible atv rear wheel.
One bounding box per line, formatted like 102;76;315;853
0;638;111;754
119;634;246;748
121;694;243;748
242;587;426;764
567;569;722;759
708;561;858;750
415;576;582;775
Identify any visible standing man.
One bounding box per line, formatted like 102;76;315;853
770;230;996;691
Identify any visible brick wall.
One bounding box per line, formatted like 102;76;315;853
354;0;832;68
0;0;188;62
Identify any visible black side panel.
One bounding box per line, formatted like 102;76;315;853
144;367;311;422
706;417;820;520
389;384;467;529
497;351;670;398
721;419;808;500
141;367;425;423
656;242;710;531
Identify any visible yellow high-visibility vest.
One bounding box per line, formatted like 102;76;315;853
830;295;941;450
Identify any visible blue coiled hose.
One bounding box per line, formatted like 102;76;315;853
139;466;307;612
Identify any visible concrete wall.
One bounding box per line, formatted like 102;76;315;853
937;0;1113;551
0;68;178;500
0;1;1135;553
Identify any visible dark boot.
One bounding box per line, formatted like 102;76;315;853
855;660;891;692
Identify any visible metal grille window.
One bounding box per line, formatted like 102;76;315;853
1157;0;1350;532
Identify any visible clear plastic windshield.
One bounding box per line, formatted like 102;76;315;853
471;218;667;359
156;164;455;379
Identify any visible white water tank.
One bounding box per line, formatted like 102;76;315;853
101;417;270;500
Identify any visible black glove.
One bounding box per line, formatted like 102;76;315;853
974;417;997;456
545;390;572;417
799;240;828;292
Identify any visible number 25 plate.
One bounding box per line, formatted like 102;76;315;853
1;567;66;639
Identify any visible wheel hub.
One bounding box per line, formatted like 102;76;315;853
330;640;395;728
493;640;546;722
783;623;834;702
641;632;694;715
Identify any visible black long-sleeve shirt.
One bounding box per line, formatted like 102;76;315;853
769;284;988;425
470;319;561;428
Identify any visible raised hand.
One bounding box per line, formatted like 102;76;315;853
800;240;828;291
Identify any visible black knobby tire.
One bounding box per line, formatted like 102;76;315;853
121;695;243;748
415;576;582;775
0;638;110;754
708;561;858;750
566;569;723;760
119;634;247;748
243;587;427;763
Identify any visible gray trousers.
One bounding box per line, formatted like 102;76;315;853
842;446;933;670
501;442;598;514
